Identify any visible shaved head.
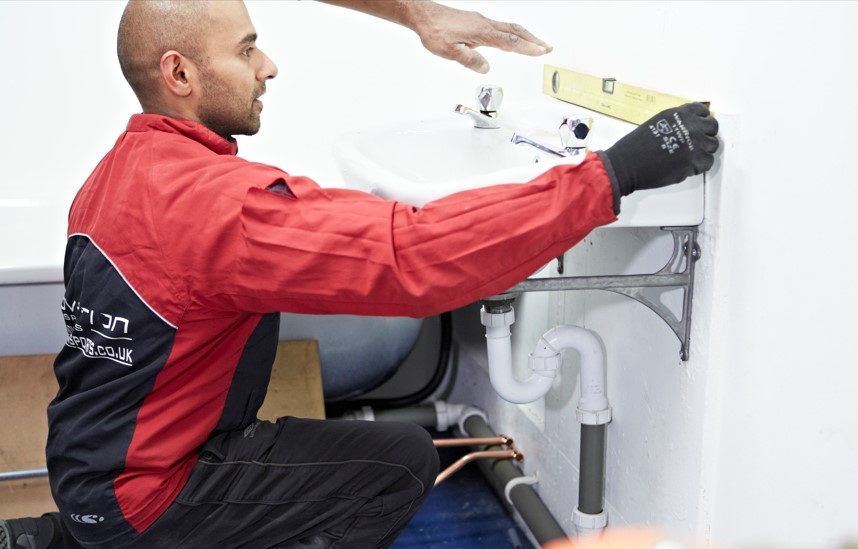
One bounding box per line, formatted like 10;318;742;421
116;0;277;137
117;0;210;108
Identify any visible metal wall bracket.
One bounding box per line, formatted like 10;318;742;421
501;227;700;361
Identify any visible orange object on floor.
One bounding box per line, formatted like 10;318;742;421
542;527;717;549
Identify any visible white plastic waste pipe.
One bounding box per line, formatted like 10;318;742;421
481;307;609;414
533;325;609;421
483;308;558;404
481;304;612;537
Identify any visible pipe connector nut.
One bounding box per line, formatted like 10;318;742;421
573;508;608;535
528;352;561;373
480;308;515;328
576;406;612;426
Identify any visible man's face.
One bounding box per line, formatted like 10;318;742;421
195;1;277;138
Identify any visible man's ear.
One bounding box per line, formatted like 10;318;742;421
159;50;195;98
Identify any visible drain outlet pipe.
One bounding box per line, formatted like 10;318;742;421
533;324;610;536
481;300;611;537
339;401;469;432
461;412;567;546
575;424;608;537
341;403;568;545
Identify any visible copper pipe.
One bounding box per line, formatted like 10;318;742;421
434;449;522;486
433;436;512;448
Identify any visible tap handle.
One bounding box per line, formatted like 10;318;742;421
559;115;593;150
476;86;503;113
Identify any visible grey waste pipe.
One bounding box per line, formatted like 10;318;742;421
339;404;439;427
578;424;606;515
462;414;567;545
369;405;438;427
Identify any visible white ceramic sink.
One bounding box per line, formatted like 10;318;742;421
332;96;704;227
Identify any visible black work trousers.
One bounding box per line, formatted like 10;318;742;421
119;417;439;549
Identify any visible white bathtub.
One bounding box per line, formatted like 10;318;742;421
0;198;68;286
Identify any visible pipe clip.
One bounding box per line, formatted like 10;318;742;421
457;406;489;436
504;474;539;505
359;405;375;422
576;406;612;426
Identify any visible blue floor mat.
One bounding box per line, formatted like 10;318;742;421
392;438;535;549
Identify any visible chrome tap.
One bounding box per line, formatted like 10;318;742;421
511;114;593;157
455;86;503;129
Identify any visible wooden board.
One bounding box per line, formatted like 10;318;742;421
259;339;326;422
0;339;324;517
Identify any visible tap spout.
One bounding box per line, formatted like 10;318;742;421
455;104;501;129
510;133;584;158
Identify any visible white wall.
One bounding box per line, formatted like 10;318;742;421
2;1;858;548
440;3;858;549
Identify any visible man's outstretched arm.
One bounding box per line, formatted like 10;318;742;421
318;0;553;73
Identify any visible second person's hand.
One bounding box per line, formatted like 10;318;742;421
408;1;553;73
320;0;553;74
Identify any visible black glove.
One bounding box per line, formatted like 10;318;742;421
597;102;719;214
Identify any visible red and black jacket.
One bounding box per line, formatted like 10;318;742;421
46;114;616;547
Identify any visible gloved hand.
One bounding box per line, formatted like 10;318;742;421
597;102;719;213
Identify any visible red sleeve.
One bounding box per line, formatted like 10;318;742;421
217;152;617;317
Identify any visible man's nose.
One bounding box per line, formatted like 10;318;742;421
257;49;278;81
